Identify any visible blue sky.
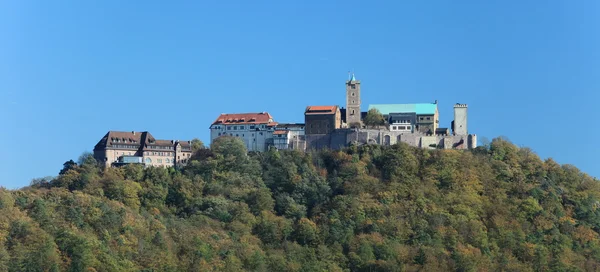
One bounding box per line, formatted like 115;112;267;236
1;1;598;188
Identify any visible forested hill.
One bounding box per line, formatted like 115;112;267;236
2;137;599;272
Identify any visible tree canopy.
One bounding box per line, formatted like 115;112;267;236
363;108;385;128
2;137;599;271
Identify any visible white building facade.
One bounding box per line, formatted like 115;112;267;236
273;123;305;150
210;112;277;152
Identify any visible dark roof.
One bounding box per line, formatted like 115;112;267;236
94;131;147;151
177;141;191;148
94;131;191;151
276;123;305;129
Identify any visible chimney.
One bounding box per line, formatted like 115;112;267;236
132;131;135;135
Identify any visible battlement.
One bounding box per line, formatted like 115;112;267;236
454;103;468;108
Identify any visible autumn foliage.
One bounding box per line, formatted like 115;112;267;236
1;136;599;271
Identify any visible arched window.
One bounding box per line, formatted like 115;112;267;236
351;109;355;115
165;158;170;163
145;158;152;163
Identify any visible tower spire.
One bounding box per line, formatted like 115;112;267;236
351;73;356;81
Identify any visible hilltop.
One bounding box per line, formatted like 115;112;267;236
1;136;599;271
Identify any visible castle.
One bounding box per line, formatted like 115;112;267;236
95;75;476;168
209;74;476;152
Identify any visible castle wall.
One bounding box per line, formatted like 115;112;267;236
305;134;331;150
305;128;476;151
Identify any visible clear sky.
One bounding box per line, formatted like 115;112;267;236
1;1;598;188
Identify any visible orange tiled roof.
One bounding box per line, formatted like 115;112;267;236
212;112;275;125
273;130;289;135
305;105;338;115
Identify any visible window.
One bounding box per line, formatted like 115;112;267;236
352;100;355;104
165;158;170;163
351;92;355;96
250;125;255;129
399;126;406;130
236;134;239;137
426;117;431;120
227;126;231;130
259;132;263;135
351;85;356;89
351;110;355;115
242;134;244;137
145;158;152;163
157;159;162;163
240;126;245;130
393;126;397;130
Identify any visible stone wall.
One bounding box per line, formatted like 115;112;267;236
305;128;477;151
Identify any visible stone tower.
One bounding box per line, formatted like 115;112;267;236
346;74;361;126
453;103;468;135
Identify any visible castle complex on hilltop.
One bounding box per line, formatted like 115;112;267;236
94;75;476;168
209;74;476;152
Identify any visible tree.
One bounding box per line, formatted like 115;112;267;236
77;152;96;166
191;138;204;153
363;108;385;128
59;160;77;175
210;136;249;172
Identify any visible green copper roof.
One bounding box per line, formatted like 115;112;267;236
368;103;437;115
351;74;356;81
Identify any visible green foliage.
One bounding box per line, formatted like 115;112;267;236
363;108;385;128
191;138;205;153
6;137;600;271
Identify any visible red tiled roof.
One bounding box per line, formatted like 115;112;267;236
305;105;338;115
212;112;275;125
273;130;289;135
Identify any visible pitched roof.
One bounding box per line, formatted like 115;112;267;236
152;140;174;146
305;105;338;115
177;141;191;148
94;131;191;151
212;112;276;125
94;131;146;150
368;103;438;115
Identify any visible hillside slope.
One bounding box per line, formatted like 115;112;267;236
1;137;599;271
